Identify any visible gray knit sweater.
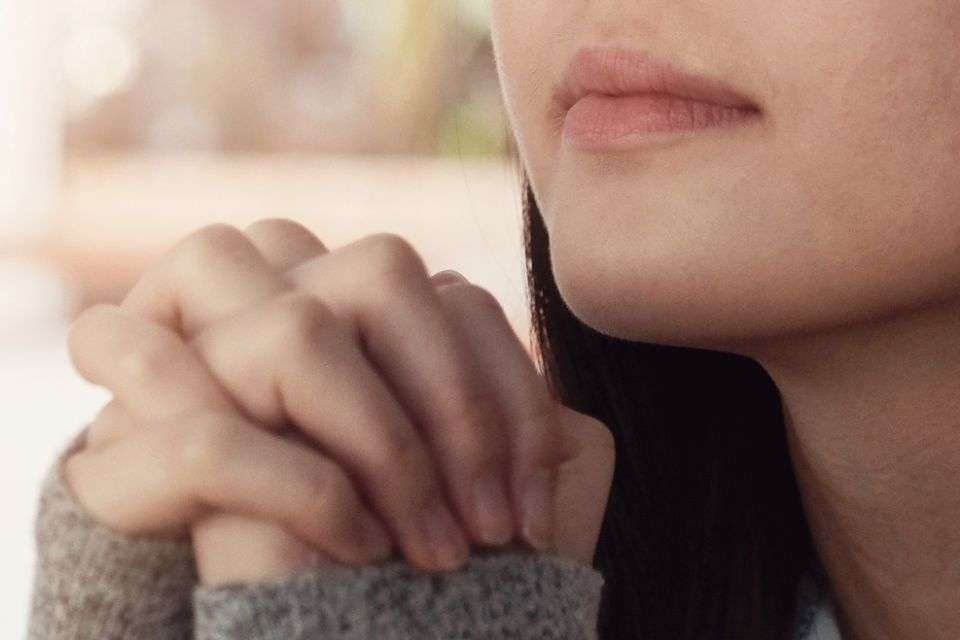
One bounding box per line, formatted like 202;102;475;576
26;428;841;639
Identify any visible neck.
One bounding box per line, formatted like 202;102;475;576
750;299;960;640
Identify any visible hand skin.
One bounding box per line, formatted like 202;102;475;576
64;219;615;585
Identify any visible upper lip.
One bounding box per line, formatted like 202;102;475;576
552;45;762;119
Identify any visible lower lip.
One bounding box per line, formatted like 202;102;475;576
562;93;761;152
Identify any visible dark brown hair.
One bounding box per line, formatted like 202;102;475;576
509;137;829;638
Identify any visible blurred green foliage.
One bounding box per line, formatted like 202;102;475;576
66;0;506;156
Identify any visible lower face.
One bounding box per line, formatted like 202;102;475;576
489;1;960;356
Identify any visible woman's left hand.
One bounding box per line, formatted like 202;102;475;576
87;219;616;583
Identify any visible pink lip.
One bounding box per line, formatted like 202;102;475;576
552;45;763;151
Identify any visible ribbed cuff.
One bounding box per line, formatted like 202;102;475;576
27;427;198;640
193;546;605;640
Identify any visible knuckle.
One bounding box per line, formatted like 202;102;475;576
244;217;310;237
298;475;336;538
295;464;369;546
115;342;177;387
442;283;503;313
83;421;112;449
365;428;423;480
67;303;116;353
554;404;616;461
171;412;240;477
245;218;327;251
317;503;361;548
586;417;617;456
274;291;336;330
522;400;559;436
176;223;251;273
517;402;569;466
269;292;341;351
85;404;127;448
361;233;429;290
305;465;351;522
452;435;499;476
448;393;508;468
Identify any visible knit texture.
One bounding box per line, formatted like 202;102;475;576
192;546;605;639
27;427;198;639
26;427;837;639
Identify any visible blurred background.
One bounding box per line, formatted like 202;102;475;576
2;1;529;635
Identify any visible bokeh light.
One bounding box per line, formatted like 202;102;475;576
63;24;140;115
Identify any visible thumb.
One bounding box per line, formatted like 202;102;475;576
553;407;616;566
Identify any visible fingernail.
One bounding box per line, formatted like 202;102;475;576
356;511;393;560
522;468;556;551
422;501;469;570
472;473;513;545
432;270;468;287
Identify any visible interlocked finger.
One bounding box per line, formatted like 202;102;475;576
63;410;394;564
188;288;477;569
430;275;574;551
79;220;471;571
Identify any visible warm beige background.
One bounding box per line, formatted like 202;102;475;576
1;1;522;636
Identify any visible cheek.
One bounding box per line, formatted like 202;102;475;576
489;0;565;210
775;3;960;298
489;1;544;127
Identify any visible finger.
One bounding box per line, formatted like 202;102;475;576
554;410;616;565
79;400;342;575
78;233;468;571
431;276;575;551
67;303;236;425
191;515;335;586
239;217;326;430
432;275;617;564
242;218;329;272
191;289;473;570
283;233;515;547
108;221;410;572
220;223;469;571
64;410;395;565
118;220;344;571
121;223;287;338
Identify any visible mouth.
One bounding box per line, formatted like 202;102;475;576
551;45;763;151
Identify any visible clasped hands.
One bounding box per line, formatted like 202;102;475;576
63;219;616;586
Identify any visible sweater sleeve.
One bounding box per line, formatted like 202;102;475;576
26;426;198;640
192;543;606;640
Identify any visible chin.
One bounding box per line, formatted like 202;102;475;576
545;209;941;360
547;224;756;353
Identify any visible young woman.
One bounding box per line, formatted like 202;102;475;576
28;2;960;639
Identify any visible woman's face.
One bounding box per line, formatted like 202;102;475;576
489;2;960;354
